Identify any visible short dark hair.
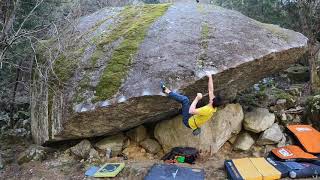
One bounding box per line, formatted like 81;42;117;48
212;96;222;107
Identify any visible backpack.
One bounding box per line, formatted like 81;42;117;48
161;147;199;164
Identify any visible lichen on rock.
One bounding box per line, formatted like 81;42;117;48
94;4;170;101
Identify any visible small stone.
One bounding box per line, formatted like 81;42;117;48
243;108;275;133
286;114;294;121
126;125;148;143
233;132;255;151
277;135;286;147
292;115;301;123
257;123;283;145
280;112;287;122
264;145;276;154
17;145;48;165
88;148;100;162
70;139;92;159
251;145;263;157
140;139;161;154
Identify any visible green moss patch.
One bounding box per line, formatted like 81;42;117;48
198;22;211;68
94;4;170;101
257;22;290;42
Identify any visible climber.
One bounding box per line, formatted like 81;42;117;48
161;73;222;136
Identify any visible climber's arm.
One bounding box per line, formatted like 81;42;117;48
189;93;203;115
207;73;215;104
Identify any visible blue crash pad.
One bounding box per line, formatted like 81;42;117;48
85;166;100;177
144;164;205;180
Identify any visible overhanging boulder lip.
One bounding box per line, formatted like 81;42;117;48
73;44;308;114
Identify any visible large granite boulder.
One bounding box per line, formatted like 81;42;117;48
31;0;308;144
243;108;275;133
154;104;243;154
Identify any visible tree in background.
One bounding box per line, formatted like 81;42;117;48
214;0;320;92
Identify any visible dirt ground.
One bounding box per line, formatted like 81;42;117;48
0;140;252;180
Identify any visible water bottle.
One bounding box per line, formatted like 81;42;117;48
289;171;297;179
106;148;112;158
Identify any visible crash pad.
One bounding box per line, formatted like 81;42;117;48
266;155;320;179
287;125;320;153
85;166;100;177
225;158;282;180
144;164;205;180
288;162;320;178
265;157;290;178
250;158;281;180
94;163;125;178
271;145;318;161
233;158;262;180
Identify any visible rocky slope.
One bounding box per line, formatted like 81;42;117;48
31;0;308;144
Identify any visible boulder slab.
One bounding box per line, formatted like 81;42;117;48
154;103;243;154
244;108;275;133
31;0;308;144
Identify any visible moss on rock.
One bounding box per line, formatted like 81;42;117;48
94;4;170;101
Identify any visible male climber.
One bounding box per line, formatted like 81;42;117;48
161;73;222;136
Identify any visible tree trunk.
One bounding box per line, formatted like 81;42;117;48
309;43;320;93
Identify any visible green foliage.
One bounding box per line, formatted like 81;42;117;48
212;0;319;41
306;95;320;114
94;4;170;101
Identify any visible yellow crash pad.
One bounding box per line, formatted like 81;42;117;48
250;158;281;180
94;163;125;178
233;158;262;180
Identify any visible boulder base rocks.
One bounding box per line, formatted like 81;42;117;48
126;125;148;143
233;132;255;151
257;123;283;145
17;145;49;165
243;108;275;133
70;139;92;159
95;133;127;157
140;139;161;154
31;0;308;144
154;104;243;154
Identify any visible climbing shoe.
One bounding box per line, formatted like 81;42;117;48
160;81;167;93
192;128;201;136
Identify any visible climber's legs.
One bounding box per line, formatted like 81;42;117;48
168;92;191;128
